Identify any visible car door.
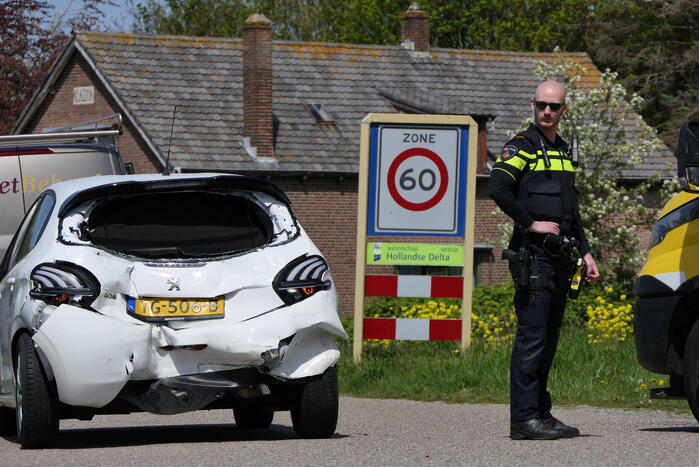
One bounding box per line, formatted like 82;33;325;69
0;192;55;393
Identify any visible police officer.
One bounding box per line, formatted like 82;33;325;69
488;80;600;440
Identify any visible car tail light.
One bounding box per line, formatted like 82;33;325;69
30;261;100;307
273;255;331;305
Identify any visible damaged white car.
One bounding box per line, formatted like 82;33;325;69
0;173;346;448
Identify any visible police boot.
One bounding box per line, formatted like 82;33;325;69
542;416;580;438
510;418;563;440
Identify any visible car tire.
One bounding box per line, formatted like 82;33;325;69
15;333;59;448
291;366;338;438
0;406;16;436
233;406;274;429
683;320;699;423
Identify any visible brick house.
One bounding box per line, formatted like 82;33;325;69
13;7;672;313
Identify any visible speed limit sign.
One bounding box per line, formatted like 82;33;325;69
368;124;467;235
354;114;478;361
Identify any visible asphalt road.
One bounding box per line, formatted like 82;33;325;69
1;397;697;465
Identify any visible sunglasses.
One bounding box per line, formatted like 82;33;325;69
534;100;564;111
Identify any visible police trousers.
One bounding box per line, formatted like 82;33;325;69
510;243;570;423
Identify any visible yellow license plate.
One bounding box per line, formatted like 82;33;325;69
130;297;225;321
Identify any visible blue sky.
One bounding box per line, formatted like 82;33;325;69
45;0;135;32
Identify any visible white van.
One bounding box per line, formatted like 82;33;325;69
0;128;128;255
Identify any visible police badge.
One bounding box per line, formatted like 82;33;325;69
499;145;518;162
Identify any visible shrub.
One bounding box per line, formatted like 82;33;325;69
585;287;634;344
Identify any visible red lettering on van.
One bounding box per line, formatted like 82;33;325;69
0;178;20;194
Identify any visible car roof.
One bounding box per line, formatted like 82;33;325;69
49;173;291;216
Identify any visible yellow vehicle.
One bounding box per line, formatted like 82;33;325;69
636;122;699;422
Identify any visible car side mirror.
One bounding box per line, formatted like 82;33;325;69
676;122;699;193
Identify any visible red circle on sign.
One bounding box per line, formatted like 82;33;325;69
387;147;449;211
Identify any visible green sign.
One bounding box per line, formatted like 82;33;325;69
366;242;464;266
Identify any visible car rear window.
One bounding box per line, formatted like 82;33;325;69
86;191;274;258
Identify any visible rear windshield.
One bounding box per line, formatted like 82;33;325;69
85;191;274;258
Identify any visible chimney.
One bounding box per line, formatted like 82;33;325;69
243;13;273;158
400;3;430;52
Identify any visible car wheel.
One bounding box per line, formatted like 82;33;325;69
0;406;16;436
233;406;274;429
683;320;699;423
15;333;59;448
291;366;338;438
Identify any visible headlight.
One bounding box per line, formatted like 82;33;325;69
273;255;331;305
30;261;100;307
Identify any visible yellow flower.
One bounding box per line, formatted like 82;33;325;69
640;383;648;389
658;379;665;386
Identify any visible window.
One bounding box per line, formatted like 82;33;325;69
305;103;335;124
86;191;275;258
7;192;56;270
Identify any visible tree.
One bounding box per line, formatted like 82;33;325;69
131;0;595;50
589;0;699;150
130;0;252;37
0;0;114;134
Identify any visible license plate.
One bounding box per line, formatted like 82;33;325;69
127;297;225;321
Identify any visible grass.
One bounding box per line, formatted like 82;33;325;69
336;320;690;414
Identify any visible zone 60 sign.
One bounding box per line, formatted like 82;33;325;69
367;125;468;236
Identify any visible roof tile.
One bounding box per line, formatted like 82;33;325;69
75;31;671;177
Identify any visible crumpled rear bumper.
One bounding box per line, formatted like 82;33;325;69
32;292;345;408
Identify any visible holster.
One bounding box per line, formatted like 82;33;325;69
502;247;530;288
502;246;556;292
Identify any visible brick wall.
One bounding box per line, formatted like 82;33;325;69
24;53;160;174
271;174;509;314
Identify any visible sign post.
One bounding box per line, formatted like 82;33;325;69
353;114;478;361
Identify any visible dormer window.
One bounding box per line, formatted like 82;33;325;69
305;103;335;124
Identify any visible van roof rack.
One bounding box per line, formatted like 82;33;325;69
0;113;122;148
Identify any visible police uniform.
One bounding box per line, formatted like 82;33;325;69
488;123;591;424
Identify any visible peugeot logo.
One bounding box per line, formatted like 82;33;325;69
167;277;181;291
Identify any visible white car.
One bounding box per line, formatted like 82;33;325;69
0;173;347;448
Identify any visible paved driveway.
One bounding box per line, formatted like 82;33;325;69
1;397;697;465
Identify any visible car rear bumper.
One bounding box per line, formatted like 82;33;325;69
32;292;345;409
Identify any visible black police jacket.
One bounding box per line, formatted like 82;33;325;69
488;123;591;255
